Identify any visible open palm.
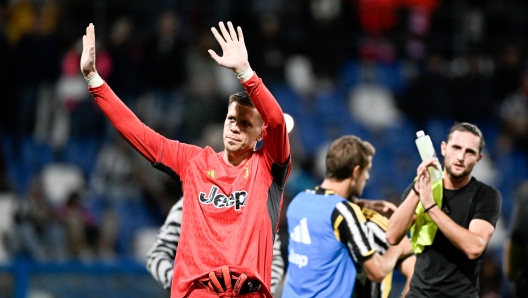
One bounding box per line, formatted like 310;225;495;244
208;21;249;74
80;23;97;79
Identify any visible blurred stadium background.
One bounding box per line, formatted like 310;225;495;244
0;0;527;297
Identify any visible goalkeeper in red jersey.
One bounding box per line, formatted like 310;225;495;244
80;21;291;298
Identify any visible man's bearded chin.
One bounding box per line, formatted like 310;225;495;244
446;164;470;180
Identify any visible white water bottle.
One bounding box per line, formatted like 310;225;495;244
415;130;443;184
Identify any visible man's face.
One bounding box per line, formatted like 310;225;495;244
223;102;263;153
441;130;483;180
350;157;372;198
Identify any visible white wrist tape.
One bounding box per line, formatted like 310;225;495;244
85;73;104;88
236;66;254;82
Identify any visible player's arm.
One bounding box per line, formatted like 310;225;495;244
416;171;501;260
208;21;289;165
146;199;183;290
356;199;397;217
81;23;200;172
396;254;416;297
271;231;285;295
333;202;410;283
364;208;415;295
504;192;528;281
504;240;527;281
80;23;164;163
386;183;419;245
362;240;411;284
242;71;289;165
386;159;439;245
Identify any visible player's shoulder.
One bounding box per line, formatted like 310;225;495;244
362;207;389;228
289;189;317;207
333;201;367;223
472;177;501;199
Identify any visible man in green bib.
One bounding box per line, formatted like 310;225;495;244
386;122;502;297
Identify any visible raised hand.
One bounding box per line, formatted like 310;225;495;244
417;170;434;209
80;23;97;79
208;21;250;74
416;158;440;178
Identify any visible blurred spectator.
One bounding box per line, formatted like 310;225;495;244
14;176;66;261
106;16;143;104
89;134;142;205
89;134;144;256
40;162;86;206
182;28;226;143
348;81;402;131
285;55;316;97
497;69;528;155
133;146;181;225
6;0;35;46
0;143;13;193
358;36;397;64
144;10;187;91
0;192;16;263
398;54;453;126
492;45;523;104
140;10;188;139
0;144;16;262
0;3;10;133
12;1;60;138
306;0;346;79
247;13;287;84
450;55;494;123
59;39;111;139
37;39;110;151
57;191;99;259
355;0;400;35
471;149;499;188
504;181;528;298
479;252;503;298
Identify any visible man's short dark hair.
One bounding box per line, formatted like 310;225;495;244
325;135;375;181
229;91;254;108
446;122;485;153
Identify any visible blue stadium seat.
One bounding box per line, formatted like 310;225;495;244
382;118;418;150
9;163;34;195
295;111;329;156
495;150;528;223
113;199;154;257
1;134;13;162
21;136;55;171
476;120;500;155
63;137;101;177
268;83;303;119
340;60;362;88
424;117;455;147
340;60;407;94
314;88;349;123
340;119;372;142
375;62;407;94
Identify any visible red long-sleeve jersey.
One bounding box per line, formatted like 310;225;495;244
89;73;291;298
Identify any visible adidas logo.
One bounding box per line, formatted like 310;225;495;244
290;218;311;244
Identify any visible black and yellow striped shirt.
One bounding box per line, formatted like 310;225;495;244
353;207;392;298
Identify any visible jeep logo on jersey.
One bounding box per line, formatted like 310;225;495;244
199;186;247;210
